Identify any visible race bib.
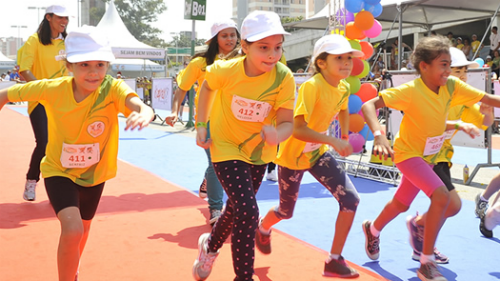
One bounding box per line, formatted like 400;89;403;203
303;131;327;153
60;143;100;168
423;134;445;156
231;95;271;122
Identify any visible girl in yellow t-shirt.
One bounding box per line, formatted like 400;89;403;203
0;26;154;281
361;36;500;280
19;5;69;201
192;11;295;281
256;34;363;278
165;19;240;226
406;47;493;264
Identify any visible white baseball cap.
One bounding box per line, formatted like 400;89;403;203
45;5;69;17
206;19;238;44
65;25;115;63
312;34;364;62
450;47;479;68
241;11;290;42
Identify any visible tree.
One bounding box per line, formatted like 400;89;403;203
90;0;168;48
281;16;304;32
168;34;206;48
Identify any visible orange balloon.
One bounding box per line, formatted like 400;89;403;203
360;41;374;60
356;83;378;103
354;11;375;31
349;113;365;133
346;22;366;40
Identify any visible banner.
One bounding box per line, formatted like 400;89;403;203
151;78;173;111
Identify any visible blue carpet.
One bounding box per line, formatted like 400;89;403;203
8;106;500;280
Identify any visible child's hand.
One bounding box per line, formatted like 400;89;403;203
331;138;353;157
125;111;153;131
479;103;493;116
373;135;394;160
459;122;480;138
164;114;178;127
196;127;211;149
261;125;278;145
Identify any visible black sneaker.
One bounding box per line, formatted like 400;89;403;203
199;178;207;199
475;193;488;218
255;221;272;254
362;220;380;260
323;256;359;278
480;212;493;238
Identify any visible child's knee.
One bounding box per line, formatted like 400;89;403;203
431;186;450;206
390;198;410;212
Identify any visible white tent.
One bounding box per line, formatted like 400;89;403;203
0;51;15;69
96;1;166;60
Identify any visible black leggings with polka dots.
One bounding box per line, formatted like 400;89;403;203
209;160;266;281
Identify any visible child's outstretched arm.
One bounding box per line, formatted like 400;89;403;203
480;94;500;108
165;87;188;126
0;89;9;111
261;108;293;146
124;95;155;131
361;96;394;160
195;80;217;149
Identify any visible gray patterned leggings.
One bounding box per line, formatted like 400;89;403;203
275;152;360;220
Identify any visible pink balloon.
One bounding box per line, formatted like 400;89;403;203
364;20;382;39
349;133;365;153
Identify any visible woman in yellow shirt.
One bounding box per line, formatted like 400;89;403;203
19;5;69;201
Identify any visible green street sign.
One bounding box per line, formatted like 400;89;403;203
184;0;206;21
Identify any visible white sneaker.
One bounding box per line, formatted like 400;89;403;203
266;170;278;182
23;180;37;201
192;233;219;280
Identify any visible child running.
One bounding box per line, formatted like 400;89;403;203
361;36;500;281
255;34;362;278
165;19;240;226
0;25;154;281
191;11;295;281
406;46;493;263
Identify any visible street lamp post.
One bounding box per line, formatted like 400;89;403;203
28;6;47;24
170;32;179;66
10;25;28;50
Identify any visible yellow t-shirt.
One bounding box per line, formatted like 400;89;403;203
380;76;485;164
19;33;68;114
471;40;481;53
275;74;349;170
205;56;295;165
436;104;486;163
8;75;137;187
456;43;464;50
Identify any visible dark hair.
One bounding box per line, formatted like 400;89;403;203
410;36;450;75
192;29;240;66
313;52;329;74
37;13;67;46
493;26;498;31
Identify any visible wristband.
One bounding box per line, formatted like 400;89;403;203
196;122;207;128
341;135;349;140
454;122;461;130
373;130;382;137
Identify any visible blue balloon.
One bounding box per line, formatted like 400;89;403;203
348;95;363;114
364;3;383;17
359;124;374;141
345;0;364;14
475;58;485;68
364;0;381;4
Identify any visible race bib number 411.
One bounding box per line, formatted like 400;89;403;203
60;143;100;168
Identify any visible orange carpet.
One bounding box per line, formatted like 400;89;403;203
0;107;386;280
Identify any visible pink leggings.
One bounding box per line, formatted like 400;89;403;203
394;157;445;206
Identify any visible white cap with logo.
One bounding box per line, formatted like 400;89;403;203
312;34;364;63
65;25;115;63
206;19;238;44
45;5;69;17
450;47;479;68
241;11;290;42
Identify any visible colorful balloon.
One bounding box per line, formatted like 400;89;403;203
351;58;365;76
346;22;366;40
364;20;382;39
357;83;378;103
364;3;383;17
364;0;381;4
346;76;361;94
354;11;375;31
349;40;362;51
356;60;370;78
349;133;366;153
348;95;363;114
360;41;374;60
337;8;355;25
349;114;365;133
345;0;364;14
359;124;375;141
475;58;485;68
